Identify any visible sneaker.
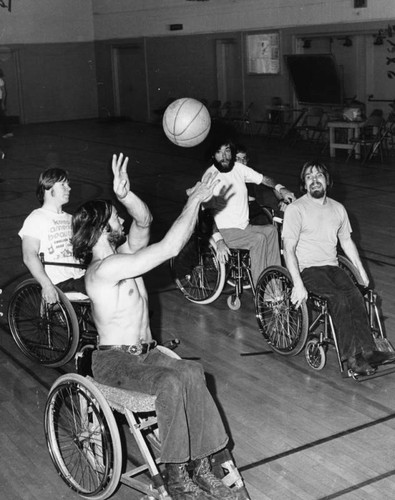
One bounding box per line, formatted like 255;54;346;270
347;355;376;376
2;133;13;139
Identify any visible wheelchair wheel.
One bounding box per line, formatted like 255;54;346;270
7;278;80;367
338;255;363;287
249;203;274;226
170;234;226;304
227;295;241;311
305;338;327;370
44;374;122;500
255;266;308;356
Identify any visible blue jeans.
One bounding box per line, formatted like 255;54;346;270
301;266;375;361
92;348;229;463
220;224;280;285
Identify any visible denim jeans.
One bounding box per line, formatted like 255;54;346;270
301;266;375;361
220;224;280;285
92;347;229;463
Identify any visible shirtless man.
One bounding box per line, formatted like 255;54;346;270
71;153;237;500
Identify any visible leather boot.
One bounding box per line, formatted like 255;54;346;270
166;463;216;500
193;457;237;499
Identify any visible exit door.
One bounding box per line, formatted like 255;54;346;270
112;45;148;122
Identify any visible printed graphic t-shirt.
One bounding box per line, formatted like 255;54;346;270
19;208;84;284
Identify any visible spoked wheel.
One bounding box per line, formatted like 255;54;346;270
255;266;308;356
170;234;225;304
305;338;327;370
7;279;80;367
44;374;122;500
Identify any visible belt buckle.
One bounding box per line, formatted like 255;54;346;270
127;344;142;355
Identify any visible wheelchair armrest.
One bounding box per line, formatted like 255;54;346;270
39;252;86;269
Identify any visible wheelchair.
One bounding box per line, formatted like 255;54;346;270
44;345;250;500
170;202;276;310
254;256;395;380
7;257;97;367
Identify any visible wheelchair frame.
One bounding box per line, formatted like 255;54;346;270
170;203;275;311
254;258;395;380
44;346;250;500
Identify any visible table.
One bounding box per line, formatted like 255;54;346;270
327;120;365;159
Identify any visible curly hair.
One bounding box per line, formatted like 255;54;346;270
71;199;113;266
36;168;69;205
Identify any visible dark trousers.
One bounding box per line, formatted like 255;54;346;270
0;100;10;135
92;347;228;463
56;276;86;295
301;266;375;361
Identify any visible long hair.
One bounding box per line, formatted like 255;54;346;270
299;160;333;194
36;168;69;205
71;199;113;266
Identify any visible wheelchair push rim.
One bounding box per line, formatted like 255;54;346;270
170;235;226;304
7;278;80;367
255;266;308;356
44;373;122;500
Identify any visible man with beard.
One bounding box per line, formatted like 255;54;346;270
282;160;395;376
202;139;295;285
71;153;238;500
19;167;85;303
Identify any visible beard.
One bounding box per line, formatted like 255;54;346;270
108;230;126;248
309;183;325;199
213;156;235;173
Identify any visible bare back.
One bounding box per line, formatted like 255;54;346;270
85;258;152;346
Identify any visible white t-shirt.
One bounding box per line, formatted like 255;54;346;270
205;162;263;230
19;208;84;284
282;194;352;271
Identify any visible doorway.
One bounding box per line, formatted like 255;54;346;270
111;44;148;122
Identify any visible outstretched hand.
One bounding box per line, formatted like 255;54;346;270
112;153;130;200
186;170;220;204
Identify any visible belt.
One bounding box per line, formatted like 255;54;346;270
97;340;157;356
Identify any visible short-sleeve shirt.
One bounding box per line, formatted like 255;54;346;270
282;194;352;271
205;162;263;230
18;208;84;284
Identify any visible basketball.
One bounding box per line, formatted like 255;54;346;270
162;98;211;147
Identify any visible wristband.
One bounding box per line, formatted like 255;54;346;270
275;184;285;193
212;232;224;243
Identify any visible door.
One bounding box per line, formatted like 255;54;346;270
112;44;148;122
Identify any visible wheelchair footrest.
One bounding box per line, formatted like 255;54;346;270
348;364;395;381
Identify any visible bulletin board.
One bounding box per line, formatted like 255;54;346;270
246;33;280;74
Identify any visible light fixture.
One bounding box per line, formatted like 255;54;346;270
343;37;353;47
302;39;311;49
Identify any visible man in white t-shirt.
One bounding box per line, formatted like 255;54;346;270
18;168;85;303
202;139;295;285
282;160;395;376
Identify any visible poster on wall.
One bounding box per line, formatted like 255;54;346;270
246;33;280;74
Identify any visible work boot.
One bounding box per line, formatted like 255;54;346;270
193;457;237;499
166;462;215;500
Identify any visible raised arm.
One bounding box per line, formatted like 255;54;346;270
112;153;153;254
261;175;296;204
21;236;59;303
94;171;219;283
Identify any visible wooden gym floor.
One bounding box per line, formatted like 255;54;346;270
1;119;395;499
